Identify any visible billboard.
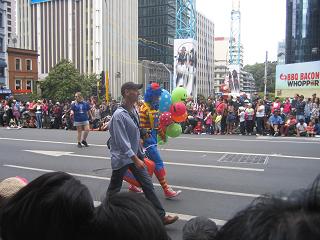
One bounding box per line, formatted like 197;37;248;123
31;0;51;4
173;38;197;96
276;61;320;90
227;65;241;94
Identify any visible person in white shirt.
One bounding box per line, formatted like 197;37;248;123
296;118;307;137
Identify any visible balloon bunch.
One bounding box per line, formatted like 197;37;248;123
158;87;188;145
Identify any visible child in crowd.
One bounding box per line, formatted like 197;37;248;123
214;114;222;135
306;121;315;137
193;120;203;135
238;107;246;135
204;111;213;134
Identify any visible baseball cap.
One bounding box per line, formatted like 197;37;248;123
121;82;143;96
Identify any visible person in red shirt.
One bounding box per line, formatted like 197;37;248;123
282;114;297;136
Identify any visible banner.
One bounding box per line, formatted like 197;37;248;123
31;0;51;4
276;61;320;90
227;65;241;94
173;39;197;96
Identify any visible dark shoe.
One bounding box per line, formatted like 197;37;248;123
81;140;89;147
77;142;82;148
163;215;179;225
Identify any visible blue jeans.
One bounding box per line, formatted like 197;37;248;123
256;117;264;134
107;163;165;218
36;113;42;128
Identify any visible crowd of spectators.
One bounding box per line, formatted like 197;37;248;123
0;172;319;240
1;93;319;137
183;93;320;137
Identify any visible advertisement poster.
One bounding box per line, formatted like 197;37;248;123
173;38;197;96
276;61;320;90
227;65;241;94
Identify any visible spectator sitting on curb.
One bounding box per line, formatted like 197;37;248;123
0;172;94;240
92;192;170;240
268;109;284;136
183;216;218;240
0;176;27;208
296;118;308;137
215;174;320;240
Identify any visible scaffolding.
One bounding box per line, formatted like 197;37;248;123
176;0;196;39
229;0;241;65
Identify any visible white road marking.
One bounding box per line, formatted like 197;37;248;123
161;148;320;161
92;200;226;225
179;136;320;144
23;150;264;172
1;137;319;161
3;164;260;198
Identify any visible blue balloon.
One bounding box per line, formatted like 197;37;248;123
159;89;172;112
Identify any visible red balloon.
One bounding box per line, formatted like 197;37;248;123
170;102;186;117
159;112;173;126
172;112;187;123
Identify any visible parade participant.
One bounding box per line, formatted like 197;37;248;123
126;83;181;199
106;82;178;225
71;92;91;148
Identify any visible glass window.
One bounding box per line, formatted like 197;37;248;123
26;80;32;90
15;80;21;90
0;13;2;28
26;59;32;71
0;38;3;52
15;59;21;70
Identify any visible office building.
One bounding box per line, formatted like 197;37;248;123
286;0;320;63
196;11;214;97
16;0;138;99
138;0;175;65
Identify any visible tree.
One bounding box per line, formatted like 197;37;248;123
40;59;97;102
243;61;277;94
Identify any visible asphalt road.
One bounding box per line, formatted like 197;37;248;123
1;128;320;239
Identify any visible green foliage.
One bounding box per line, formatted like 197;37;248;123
244;61;277;94
40;59;97;102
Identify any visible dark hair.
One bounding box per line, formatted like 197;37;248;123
183;216;218;240
216;174;320;240
0;172;94;240
93;192;169;240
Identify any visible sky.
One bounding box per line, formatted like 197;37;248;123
196;0;286;65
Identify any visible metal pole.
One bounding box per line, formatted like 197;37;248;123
264;51;268;99
161;63;172;92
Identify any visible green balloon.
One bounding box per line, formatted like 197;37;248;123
166;123;182;138
171;87;188;104
157;135;168;145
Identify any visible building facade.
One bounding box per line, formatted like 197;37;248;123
16;0;138;99
6;0;16;47
196;11;214;97
7;47;38;94
277;41;285;65
0;0;7;87
138;60;170;92
138;0;175;65
286;0;320;64
242;71;256;94
214;37;229;95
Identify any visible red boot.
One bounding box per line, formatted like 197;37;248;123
154;168;181;199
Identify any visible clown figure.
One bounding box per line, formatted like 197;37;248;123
125;83;181;199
